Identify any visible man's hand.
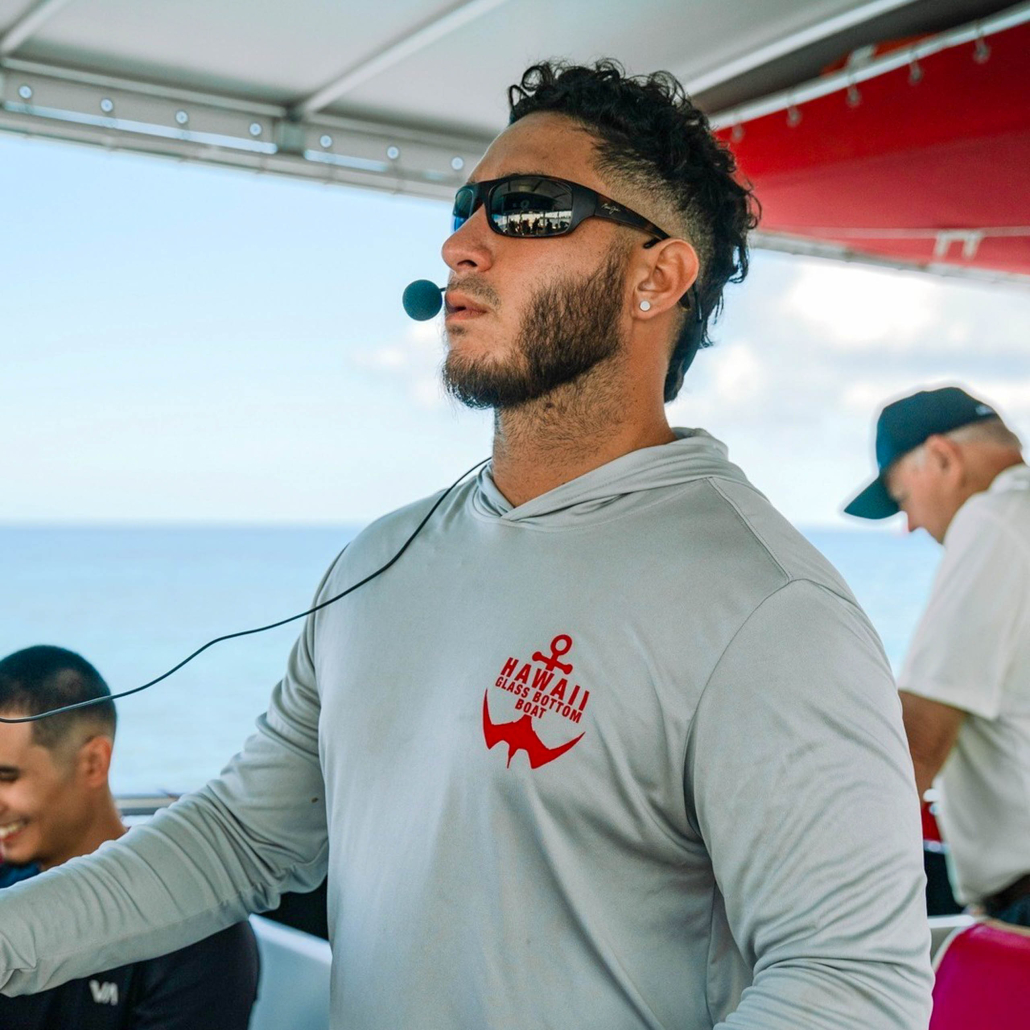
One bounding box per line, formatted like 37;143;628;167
899;690;967;797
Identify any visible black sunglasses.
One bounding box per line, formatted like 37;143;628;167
452;174;698;315
453;173;672;242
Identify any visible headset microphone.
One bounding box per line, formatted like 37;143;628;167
402;279;445;321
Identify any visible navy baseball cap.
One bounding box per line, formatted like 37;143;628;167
844;386;998;519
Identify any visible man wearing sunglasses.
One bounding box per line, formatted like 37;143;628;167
0;61;931;1029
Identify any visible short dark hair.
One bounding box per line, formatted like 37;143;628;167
508;60;758;401
0;645;116;751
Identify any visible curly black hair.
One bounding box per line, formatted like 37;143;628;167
508;60;758;401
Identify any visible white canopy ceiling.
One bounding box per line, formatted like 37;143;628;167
0;0;1014;199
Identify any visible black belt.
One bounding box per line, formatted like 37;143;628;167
984;872;1030;916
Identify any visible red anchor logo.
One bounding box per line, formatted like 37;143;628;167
531;634;573;675
483;634;586;770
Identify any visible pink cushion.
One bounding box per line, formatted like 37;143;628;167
930;920;1030;1029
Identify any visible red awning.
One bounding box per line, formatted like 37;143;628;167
719;15;1030;279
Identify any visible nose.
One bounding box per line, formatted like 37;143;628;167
441;205;495;277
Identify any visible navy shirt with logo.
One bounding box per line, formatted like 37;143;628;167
0;863;259;1030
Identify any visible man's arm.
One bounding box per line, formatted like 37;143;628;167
687;580;932;1030
0;601;328;997
899;690;966;798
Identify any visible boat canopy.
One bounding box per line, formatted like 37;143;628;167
716;2;1030;283
0;0;1025;281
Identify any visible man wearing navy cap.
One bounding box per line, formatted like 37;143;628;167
846;385;1030;926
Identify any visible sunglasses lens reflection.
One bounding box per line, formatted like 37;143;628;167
452;186;476;232
490;178;573;237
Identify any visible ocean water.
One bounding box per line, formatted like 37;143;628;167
0;524;940;793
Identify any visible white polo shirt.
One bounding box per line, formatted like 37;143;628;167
899;462;1030;904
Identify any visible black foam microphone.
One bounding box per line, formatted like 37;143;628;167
402;279;445;321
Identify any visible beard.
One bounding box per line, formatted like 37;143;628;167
443;249;628;411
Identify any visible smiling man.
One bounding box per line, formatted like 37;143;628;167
0;62;931;1029
0;646;259;1029
846;386;1030;927
0;649;124;877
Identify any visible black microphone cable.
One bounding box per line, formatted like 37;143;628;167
0;456;490;724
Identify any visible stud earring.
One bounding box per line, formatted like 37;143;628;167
639;300;651;312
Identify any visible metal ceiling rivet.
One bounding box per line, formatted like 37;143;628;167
319;134;333;148
18;85;32;100
387;145;400;160
100;98;114;113
451;156;464;171
249;122;262;137
175;110;189;125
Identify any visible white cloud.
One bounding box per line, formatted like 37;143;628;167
352;321;448;409
960;379;1030;430
711;342;763;403
360;347;407;370
780;262;943;349
840;375;1030;428
841;375;955;415
408;321;442;345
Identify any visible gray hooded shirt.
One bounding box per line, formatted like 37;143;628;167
0;431;932;1028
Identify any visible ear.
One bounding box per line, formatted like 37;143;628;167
925;435;964;478
76;735;113;788
632;238;700;319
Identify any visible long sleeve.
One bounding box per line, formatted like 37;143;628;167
686;580;933;1030
0;604;328;996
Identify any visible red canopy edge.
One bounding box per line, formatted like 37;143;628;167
717;8;1030;281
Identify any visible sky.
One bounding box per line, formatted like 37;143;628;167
2;130;1029;528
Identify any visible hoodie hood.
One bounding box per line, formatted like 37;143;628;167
472;428;756;525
